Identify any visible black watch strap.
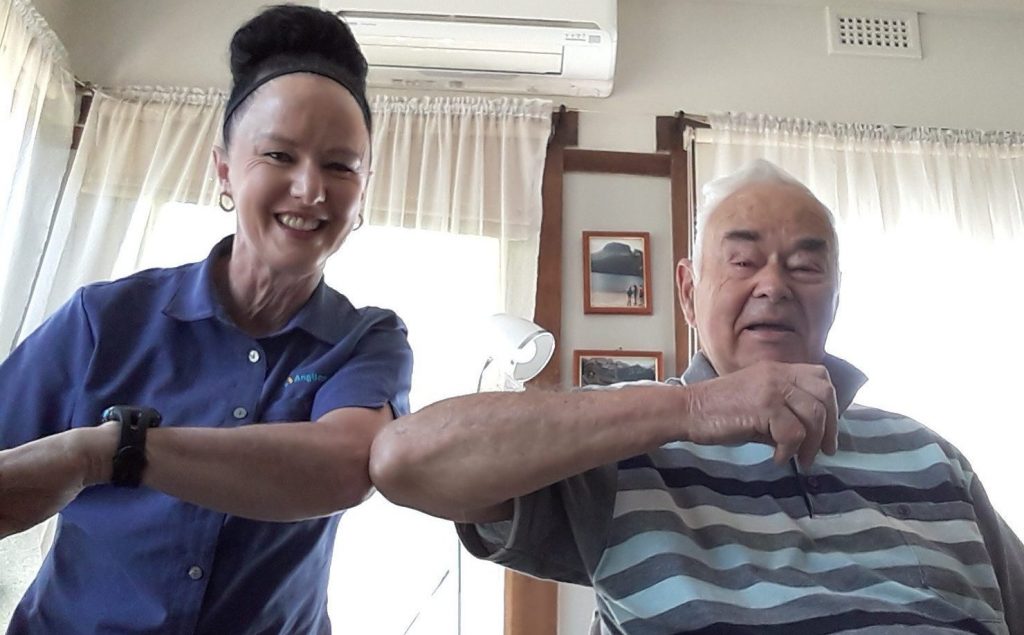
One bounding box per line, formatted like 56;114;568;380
102;405;163;488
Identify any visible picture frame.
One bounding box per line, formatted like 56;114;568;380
582;231;652;315
573;349;664;387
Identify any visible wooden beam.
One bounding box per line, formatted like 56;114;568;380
669;144;691;376
529;143;564;391
504;572;558;635
564;149;670;177
551;107;579;147
72;91;93;151
507;130;566;635
656;114;681;153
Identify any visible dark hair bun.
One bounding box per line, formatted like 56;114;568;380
229;4;368;84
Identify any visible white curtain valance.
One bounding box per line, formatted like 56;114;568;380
699;111;1024;240
0;0;76;355
3;0;70;69
372;95;554;119
710;112;1024;150
366;94;552;241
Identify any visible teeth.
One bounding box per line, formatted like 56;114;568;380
278;214;322;231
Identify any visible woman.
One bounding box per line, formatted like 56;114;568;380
0;6;411;634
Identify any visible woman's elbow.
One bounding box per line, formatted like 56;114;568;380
323;442;375;513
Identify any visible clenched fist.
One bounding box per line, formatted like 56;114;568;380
682;361;838;467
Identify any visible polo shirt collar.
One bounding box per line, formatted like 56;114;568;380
163;235;353;345
163;236;229;323
680;351;867;416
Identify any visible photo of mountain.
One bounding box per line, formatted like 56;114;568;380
583;232;651;314
574;350;662;387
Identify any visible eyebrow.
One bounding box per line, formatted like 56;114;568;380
722;229;760;243
793;237;829;253
254;133;363;159
722;231;831;253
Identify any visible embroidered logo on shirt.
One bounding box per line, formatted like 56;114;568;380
286;372;328;386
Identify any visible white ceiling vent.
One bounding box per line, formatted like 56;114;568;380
826;7;921;59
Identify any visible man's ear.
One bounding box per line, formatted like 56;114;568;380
676;258;698;328
212;146;230;193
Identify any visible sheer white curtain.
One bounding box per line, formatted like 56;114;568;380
0;86;223;628
367;95;552;319
696;112;1024;533
0;0;75;356
18;86;223;339
0;1;74;623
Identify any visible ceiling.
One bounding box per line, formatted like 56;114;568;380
716;0;1024;17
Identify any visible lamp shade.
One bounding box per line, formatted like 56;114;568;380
484;313;555;382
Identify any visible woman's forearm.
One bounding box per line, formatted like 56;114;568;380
141;410;385;521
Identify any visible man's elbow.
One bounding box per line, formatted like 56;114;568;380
367;427;420;507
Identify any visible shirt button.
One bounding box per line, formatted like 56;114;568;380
232;407;248;419
248;349;260;363
187;565;204;580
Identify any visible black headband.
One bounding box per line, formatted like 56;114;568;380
222;54;372;143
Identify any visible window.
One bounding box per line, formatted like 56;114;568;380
828;218;1024;534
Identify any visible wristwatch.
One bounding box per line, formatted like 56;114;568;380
101;405;163;488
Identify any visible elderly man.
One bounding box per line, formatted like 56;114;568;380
370;159;1024;633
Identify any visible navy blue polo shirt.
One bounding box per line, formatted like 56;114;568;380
0;236;413;634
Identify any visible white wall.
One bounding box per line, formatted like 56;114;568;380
35;1;1024;633
44;0;1024;138
572;0;1024;153
43;0;308;88
29;0;73;47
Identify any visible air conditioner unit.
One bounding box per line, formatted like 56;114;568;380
319;0;617;97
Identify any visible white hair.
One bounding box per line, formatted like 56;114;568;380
692;158;838;278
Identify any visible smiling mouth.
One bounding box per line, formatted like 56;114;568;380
276;213;325;232
744;323;795;333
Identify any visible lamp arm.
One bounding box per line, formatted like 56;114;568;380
476;356;496;393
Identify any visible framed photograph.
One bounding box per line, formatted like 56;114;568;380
583;231;652;315
573;349;664;387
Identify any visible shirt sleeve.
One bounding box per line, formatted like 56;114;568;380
970;474;1024;633
310;309;414;420
456;463;619;586
0;288;96;449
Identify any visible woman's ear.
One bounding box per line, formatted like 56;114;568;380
212;146;230;193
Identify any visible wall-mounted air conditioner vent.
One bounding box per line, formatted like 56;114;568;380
320;0;617;97
826;7;921;59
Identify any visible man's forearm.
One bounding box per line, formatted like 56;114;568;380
371;361;841;523
369;385;689;522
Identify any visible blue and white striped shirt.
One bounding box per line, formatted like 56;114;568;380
459;353;1024;634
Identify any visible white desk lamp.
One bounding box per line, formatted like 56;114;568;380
476;313;555;392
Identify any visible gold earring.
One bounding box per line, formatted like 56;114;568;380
218;192;235;212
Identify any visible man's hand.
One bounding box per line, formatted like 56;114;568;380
683;361;838;467
0;424;116;539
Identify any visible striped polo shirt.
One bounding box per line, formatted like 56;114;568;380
458;353;1021;634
